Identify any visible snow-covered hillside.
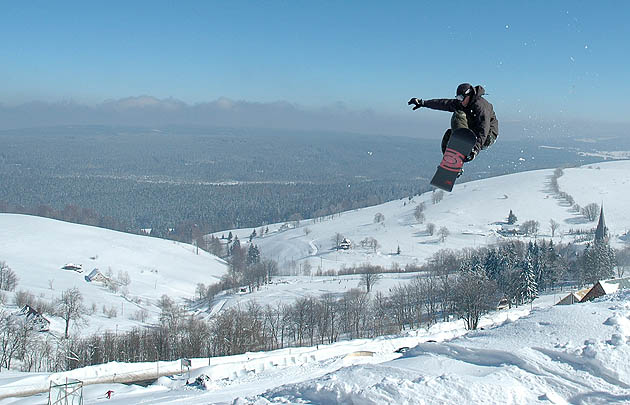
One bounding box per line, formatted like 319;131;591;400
3;161;628;335
0;214;228;335
4;291;630;404
220;161;630;274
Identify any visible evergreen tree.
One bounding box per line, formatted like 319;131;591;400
247;244;261;266
229;235;241;256
581;240;616;285
496;242;520;297
507;210;518;225
518;253;539;305
528;241;548;292
460;254;485;275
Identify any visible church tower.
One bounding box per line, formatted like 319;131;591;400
595;205;609;242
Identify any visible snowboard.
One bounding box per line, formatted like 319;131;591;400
430;128;476;192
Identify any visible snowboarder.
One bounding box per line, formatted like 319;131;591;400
408;83;499;162
105;390;114;399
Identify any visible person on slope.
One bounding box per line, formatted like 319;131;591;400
408;83;499;162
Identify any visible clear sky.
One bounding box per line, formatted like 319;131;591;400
1;1;628;127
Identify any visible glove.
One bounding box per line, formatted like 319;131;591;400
408;98;424;110
464;147;478;162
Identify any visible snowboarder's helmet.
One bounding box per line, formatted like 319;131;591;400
456;83;474;101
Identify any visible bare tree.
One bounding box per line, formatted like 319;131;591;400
432;190;445;204
414;203;426;223
581;203;600;222
302;261;312;276
56;287;86;338
520;220;540;236
374;213;385;224
359;265;382;293
0;262;18;292
549;219;560;237
452;270;498;330
426;223;436;236
117;270;131;287
615;246;630;278
438;227;450;242
360;237;379;253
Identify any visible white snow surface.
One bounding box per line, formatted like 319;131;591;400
209;161;630;312
4;293;630;404
3;161;630;403
218;161;630;275
0;214;228;334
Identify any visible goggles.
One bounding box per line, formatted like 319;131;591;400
456;88;473;101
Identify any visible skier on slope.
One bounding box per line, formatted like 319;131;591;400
408;83;499;162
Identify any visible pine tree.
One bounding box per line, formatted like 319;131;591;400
581;240;616;284
229;235;241;256
495;242;519;296
247;244;261;266
518;254;539;305
483;248;502;282
507;210;518;225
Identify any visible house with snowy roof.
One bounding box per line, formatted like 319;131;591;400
580;277;630;303
556;288;591;305
84;268;107;283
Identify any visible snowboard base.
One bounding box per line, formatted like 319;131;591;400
430;128;476;192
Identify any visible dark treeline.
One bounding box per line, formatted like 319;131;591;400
0;126;603;237
0;179;422;239
6;237;618;373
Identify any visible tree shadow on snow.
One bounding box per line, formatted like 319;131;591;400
564;216;590;225
418;239;441;245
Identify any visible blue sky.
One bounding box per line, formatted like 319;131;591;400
1;1;628;127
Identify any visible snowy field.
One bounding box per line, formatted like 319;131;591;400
208;160;630;313
219;160;630;275
4;292;630;404
0;215;228;334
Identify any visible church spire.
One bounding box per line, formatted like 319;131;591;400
595;205;608;242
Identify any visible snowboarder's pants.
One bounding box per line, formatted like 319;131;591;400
441;111;470;154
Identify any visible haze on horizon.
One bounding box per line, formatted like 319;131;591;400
1;1;628;137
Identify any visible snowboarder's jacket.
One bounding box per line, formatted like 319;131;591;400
423;85;499;152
